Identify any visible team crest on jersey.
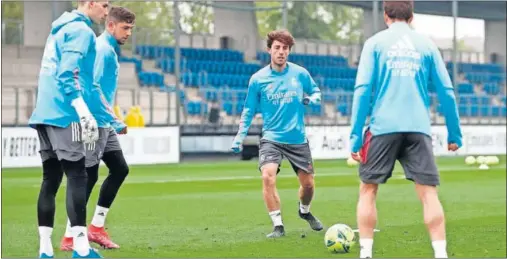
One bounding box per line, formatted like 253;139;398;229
291;77;298;87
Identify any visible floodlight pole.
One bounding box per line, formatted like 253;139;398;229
373;0;379;33
174;0;181;125
282;0;288;29
452;0;458;90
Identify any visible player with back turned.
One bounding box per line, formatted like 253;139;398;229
28;1;110;258
231;29;324;238
60;6;136;251
349;1;462;258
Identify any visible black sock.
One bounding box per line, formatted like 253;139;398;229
98;150;129;208
61;158;88;227
37;158;64;227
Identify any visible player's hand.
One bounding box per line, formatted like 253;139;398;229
351;152;362;162
111;120;127;135
231;136;243;153
447;143;459;151
303;94;321;105
71;97;99;144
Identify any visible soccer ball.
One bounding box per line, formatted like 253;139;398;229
476;156;487;164
486;156;499;165
465;156;476;165
324;224;356;253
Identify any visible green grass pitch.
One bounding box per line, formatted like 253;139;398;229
2;156;506;258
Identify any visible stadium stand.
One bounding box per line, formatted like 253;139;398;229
2;43;506;126
132;44;506;125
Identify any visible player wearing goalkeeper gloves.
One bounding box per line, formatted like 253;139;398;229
231;29;323;238
28;1;110;258
349;1;462;258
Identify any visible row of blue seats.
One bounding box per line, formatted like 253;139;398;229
257;52;349;67
156;59;261;75
464;73;505;83
202;91;247;102
307;66;357;79
135;45;244;61
180;74;356;90
446;62;505;74
181;73;250;88
456;94;503;105
452;82;504;95
336;103;507;117
438;105;507;117
186;100;322;116
118;56;143;72
138;72;164;87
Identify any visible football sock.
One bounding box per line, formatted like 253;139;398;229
91;206;109;228
64;219;72;238
432;240;448;258
61;158;88;227
72;226;91;256
268;210;283;227
359;238;373;258
39;226;54;257
300;203;310;214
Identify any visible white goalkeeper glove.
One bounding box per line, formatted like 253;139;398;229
231;135;243;153
71;97;99;144
303;93;322;105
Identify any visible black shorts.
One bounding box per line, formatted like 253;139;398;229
258;139;314;174
359;128;439;186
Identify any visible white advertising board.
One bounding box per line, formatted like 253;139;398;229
1;126;180;168
305;125;506;159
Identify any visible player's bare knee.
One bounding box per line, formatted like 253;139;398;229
261;165;277;187
359;182;378;197
415;184;438;203
298;173;314;190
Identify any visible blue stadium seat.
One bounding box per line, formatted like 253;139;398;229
336;103;351;116
222;102;233;115
457;83;474;94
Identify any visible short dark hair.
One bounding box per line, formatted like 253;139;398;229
383;1;414;22
107;6;135;24
266;29;295;49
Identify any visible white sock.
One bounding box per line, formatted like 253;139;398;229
64;219;73;238
91;206;109;228
299;203;310;214
268;210;283;227
432;240;448;258
72;226;91;256
359;238;373;258
38;226;54;257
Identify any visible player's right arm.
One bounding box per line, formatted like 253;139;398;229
231;77;260;152
57;28;98;143
94;46;127;134
430;46;463;149
350;39;376;154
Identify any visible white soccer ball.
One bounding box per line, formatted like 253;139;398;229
347;157;359;167
476;156;487;164
465;156;476;165
324;223;356;253
486;156;499;165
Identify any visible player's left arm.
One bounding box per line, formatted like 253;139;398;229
350;39;376;154
301;70;321;105
430;46;462;149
